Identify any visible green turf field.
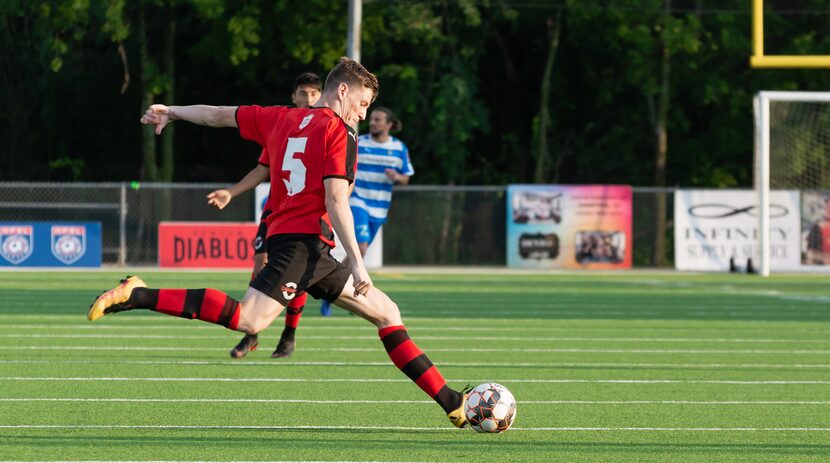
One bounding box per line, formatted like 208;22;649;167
0;270;829;462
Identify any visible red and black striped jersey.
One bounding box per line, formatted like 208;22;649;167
236;105;357;245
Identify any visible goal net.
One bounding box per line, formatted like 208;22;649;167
755;91;830;275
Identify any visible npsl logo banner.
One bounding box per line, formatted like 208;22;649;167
0;222;101;267
0;225;34;264
674;190;800;271
51;225;86;264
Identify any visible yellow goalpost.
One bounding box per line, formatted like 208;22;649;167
750;0;830;68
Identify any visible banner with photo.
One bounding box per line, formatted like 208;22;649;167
674;189;801;271
506;185;632;269
801;191;830;266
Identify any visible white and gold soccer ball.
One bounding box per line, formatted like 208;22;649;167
464;382;517;433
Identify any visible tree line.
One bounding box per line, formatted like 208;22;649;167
2;0;830;188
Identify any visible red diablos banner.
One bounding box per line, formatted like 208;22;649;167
158;222;259;268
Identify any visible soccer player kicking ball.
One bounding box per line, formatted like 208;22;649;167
88;57;470;428
210;72;323;359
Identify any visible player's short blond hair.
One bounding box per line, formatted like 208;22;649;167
325;57;379;102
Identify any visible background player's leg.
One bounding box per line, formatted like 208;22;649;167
252;253;267;279
273;292;306;358
231;249;269;358
333;279;462;415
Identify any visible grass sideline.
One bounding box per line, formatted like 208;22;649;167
0;270;829;462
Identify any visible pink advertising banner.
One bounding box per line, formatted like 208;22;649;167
506;185;633;269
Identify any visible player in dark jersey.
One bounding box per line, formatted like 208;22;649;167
89;57;471;428
210;72;322;359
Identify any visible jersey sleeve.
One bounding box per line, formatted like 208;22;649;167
257;148;268;166
323;120;357;183
399;143;415;176
236;105;285;146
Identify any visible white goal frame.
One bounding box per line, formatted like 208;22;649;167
754;91;830;276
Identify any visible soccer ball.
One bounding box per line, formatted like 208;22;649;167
464;382;517;433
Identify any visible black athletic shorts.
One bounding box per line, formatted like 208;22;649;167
250;234;350;306
253;210;271;255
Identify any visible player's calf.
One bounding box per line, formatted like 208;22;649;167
378;324;464;424
88;276;242;331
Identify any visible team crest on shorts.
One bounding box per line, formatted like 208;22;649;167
51;225;86;265
0;225;34;265
280;282;298;300
299;114;314;130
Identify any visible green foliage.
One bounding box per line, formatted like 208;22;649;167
47;156;85;181
227;4;259;66
190;0;223;19
6;0;830;186
100;0;128;42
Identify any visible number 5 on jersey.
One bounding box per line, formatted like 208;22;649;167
282;137;307;196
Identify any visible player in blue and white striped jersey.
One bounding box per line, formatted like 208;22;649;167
320;107;413;316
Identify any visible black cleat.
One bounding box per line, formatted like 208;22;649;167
230;334;258;359
271;329;295;358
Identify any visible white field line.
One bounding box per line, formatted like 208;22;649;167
2;398;829;405
0;424;828;432
2;345;830;354
1;377;829;385
2;359;829;370
7;323;830;335
1;333;828;344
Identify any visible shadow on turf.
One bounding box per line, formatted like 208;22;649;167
4;432;830;456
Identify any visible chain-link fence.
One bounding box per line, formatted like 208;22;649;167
0;182;676;267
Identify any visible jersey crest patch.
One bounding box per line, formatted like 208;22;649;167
281;282;298;300
0;225;33;265
299;114;314;130
51;225;86;265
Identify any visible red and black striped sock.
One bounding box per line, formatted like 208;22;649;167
128;288;241;330
379;325;462;414
284;292;306;329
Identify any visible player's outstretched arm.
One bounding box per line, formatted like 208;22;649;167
140;104;238;135
324;177;372;297
207;164;269;210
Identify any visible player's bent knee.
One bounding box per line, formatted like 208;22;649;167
236;315;270;335
374;299;403;328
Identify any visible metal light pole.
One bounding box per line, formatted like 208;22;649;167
347;0;362;62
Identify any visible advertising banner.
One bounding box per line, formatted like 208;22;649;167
158;222;259;268
800;191;830;266
506;185;633;269
0;222;101;267
674;189;801;271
